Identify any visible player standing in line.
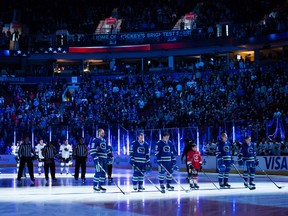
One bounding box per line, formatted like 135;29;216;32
216;133;233;188
238;135;259;189
155;131;177;191
59;139;72;174
73;137;88;183
90;128;109;192
186;143;202;189
181;138;193;179
35;138;46;175
129;132;151;192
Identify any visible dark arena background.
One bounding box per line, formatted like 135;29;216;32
0;0;288;215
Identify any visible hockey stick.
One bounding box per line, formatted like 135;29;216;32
159;163;190;192
257;165;283;189
133;165;165;193
232;163;255;190
201;169;221;190
98;163;129;195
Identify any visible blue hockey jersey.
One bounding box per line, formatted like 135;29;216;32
238;142;256;162
155;140;176;164
130;140;150;164
216;140;232;161
90;137;108;159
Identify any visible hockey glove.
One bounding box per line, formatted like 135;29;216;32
218;164;226;172
107;157;113;165
93;157;99;165
172;160;177;166
129;160;135;167
146;162;152;170
188;164;194;170
146;163;152;174
199;163;203;171
173;165;179;172
238;159;244;166
217;158;224;165
255;159;259;166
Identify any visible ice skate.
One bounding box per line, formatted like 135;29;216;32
224;182;231;188
166;184;174;191
138;185;145;192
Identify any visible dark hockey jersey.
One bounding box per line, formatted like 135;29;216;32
238;142;256;162
216;140;232;161
90;137;108;159
155;140;176;163
130;140;150;164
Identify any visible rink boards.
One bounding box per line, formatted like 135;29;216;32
0;155;287;174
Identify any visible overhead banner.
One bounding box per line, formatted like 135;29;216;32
93;29;192;43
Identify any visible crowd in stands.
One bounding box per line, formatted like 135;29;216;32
0;61;288;154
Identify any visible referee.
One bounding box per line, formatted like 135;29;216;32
17;135;36;186
73;137;88;183
43;141;57;182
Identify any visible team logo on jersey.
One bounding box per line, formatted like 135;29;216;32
248;147;254;153
163;146;170;152
193;155;199;162
137;147;145;154
100;142;106;149
223;146;230;152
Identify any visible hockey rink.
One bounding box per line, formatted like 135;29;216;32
0;167;287;216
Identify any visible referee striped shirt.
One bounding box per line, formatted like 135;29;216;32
18;142;35;158
75;143;88;157
43;145;57;159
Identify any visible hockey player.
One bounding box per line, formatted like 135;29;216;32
238;135;259;189
129;132;151;192
42;141;57;183
35;138;46;175
206;139;217;156
73;137;88;183
90;128;109;192
216;133;233;188
181;138;193;178
186;143;202;189
155;131;177;191
59;139;73;174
